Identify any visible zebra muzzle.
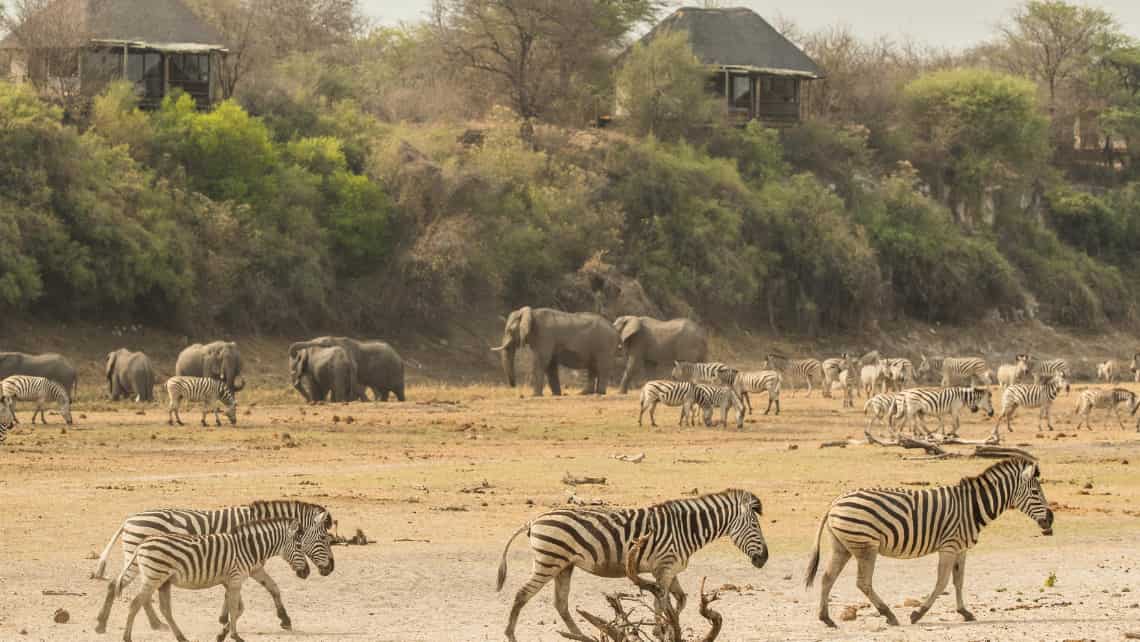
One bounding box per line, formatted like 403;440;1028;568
750;548;768;568
1038;511;1054;535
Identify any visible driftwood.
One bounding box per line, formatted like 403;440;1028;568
561;534;723;642
613;452;646;464
869;437;1040;462
563;472;607;486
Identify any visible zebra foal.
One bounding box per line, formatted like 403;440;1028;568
114;518;311;642
0;375;72;425
166;376;237;427
693;384;745;429
806;450;1053;628
496;488;768;642
638;380;696;427
1073;387;1140;431
992;374;1066;440
727;370;781;415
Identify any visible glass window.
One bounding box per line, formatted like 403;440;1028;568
127;52;164;98
169;54;209;84
731;74;751;111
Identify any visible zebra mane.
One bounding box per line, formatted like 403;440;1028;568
232;517;300;533
974;446;1038;463
248;500;332;526
647;488;754;510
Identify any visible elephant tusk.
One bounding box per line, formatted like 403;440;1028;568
490;345;507;352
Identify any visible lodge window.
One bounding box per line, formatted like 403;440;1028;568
169;54;209;84
127;51;163;97
730;74;752;111
759;76;797;102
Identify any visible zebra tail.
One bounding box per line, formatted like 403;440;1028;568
115;545;143;596
496;522;530;592
804;511;828;589
91;524;125;580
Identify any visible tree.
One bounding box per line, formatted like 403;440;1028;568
614;31;720;140
431;0;657;121
0;0;90;109
996;0;1120;120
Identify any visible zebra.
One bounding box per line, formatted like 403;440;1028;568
1073;387;1140;431
881;358;915;392
114;518;312;642
693;384;745;429
919;356;989;387
496;488;768;642
638;380;696;427
997;354;1030;389
1132;351;1140;383
863;392;905;439
765;355;823;397
0;408;13;444
670;361;732;385
93;500;335;634
726;370;781;415
821;354;855;399
0;375;72;425
860;364;887;397
166;376;237;427
991;374;1066;440
898;387;994;439
805;450;1053;628
1032;358;1071;393
1096;360;1118;383
837;369;857;408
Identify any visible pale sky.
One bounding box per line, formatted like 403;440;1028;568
361;0;1140;49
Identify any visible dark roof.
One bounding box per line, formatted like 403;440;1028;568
635;7;821;78
2;0;225;50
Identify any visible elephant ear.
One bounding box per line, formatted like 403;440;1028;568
105;352;117;378
518;306;534;343
619;317;641;344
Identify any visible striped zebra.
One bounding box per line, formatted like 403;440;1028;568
1032;358;1071;393
166;376;237;427
837;369;857;408
1132;351;1140;382
727;370;782;415
919;356;989;387
93;500;335;634
991;375;1066;440
1096;360;1118;383
766;355;823;397
863;392;904;439
805;450;1053;628
114;518;311;642
821;354;854;399
638;380;696;427
881;358;914;392
997;354;1030;389
1073;387;1140;431
0;408;13;444
899;387;994;439
693;384;745;429
670;361;733;385
496;488;768;642
0;375;72;425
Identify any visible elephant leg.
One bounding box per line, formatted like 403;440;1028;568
545;361;562;396
619;357;637;395
579;366;598;395
530;353;546;397
394;384;405;402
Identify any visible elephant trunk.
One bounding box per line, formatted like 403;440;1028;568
499;344;517;388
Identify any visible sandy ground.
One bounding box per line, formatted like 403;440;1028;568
1;382;1139;642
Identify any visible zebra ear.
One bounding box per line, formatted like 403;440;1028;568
1020;464;1037;482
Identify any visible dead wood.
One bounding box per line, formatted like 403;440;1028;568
819;440;849;449
563;472;607;486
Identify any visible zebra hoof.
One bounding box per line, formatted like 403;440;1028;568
94;623;107;634
819;615;837;628
957;608;975;622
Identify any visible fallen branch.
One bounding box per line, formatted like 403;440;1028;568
697;578;722;642
563;472;607;486
613;452;645;464
819;440;849;449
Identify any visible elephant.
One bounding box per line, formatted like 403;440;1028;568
289;346;358;402
613;316;709;394
105;349;156;402
288;337;405;401
491;306;618;396
174;341;245;391
0;352;78;396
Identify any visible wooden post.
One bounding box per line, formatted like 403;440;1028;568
162;53;169;99
121;44;128;79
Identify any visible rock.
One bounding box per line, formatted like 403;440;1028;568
840;605;858;621
787;444;799;450
53;608;69;623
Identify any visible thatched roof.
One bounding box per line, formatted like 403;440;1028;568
2;0;225;51
634;7;821;78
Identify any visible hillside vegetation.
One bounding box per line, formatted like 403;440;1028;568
2;0;1140;337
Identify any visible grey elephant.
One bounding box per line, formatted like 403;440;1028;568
613;316;709;394
105;349;156;402
288;337;405;401
0;352;78;396
290;346;358;402
492;306;617;396
174;341;245;391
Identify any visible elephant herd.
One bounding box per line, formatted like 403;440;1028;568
492;306;709;396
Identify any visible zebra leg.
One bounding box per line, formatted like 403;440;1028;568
816;535;851;628
649;401;658;428
250;567;291;629
669;577;687;614
123;582;158;642
854;550;898;626
220;583;244;642
638;400;646;427
157;581;188;642
952;553;974;621
94;579;118;633
1114;406;1124;430
910;550;955;624
742;390;752;415
552;566;585;639
504;565;559;642
806;377;814;398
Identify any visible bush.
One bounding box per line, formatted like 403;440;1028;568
615;31;722;141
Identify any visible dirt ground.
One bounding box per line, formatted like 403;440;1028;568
1;380;1139;642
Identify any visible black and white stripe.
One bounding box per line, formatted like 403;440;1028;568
805;452;1054;628
693;384;745;429
992;375;1066;438
1073;387;1139;431
165;376;237;427
496;488;768;642
863;392;905;439
1032;359;1070;392
936;357;989;386
821;355;855;399
881;358;915;392
766;355;824;397
898;386;994;439
0;409;13;444
638;380;697;427
0;375;72;425
670;361;733;385
112;518;312;642
727;370;781;415
94;500;335;634
1096;360;1118;383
